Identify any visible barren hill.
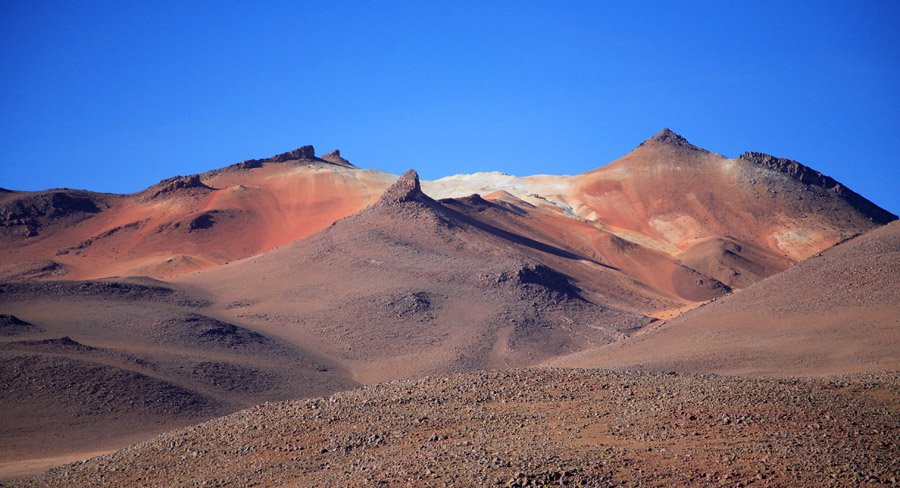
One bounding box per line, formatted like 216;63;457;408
0;279;355;475
176;170;661;384
552;221;900;376
428;129;895;289
2;129;893;298
566;130;894;286
0;147;393;279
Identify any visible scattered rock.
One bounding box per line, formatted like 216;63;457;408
16;369;898;487
0;190;104;230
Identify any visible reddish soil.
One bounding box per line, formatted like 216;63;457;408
0;148;393;280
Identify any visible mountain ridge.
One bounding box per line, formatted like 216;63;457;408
0;129;893;288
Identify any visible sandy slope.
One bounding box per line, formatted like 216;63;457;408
552;221;900;376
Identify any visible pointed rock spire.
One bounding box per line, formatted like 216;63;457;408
379;169;426;205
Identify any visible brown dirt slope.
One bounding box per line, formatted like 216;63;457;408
12;369;898;487
0;279;356;468
443;192;731;304
552;221;900;376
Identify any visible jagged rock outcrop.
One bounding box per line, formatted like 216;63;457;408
377;169;429;205
229;145;322;170
740;151;897;224
270;145;317;162
321;149;353;167
234;158;264;170
0;190;104;235
495;262;584;300
149;175;212;199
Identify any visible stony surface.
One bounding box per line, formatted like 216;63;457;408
11;369;898;487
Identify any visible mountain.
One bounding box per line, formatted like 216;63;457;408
0;147;393;279
552;220;900;376
3;129;891;299
429;129;894;290
174;170;657;384
0;129;896;480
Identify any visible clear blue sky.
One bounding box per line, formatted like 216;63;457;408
1;1;898;213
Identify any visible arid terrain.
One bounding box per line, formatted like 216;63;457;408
0;129;897;485
12;370;900;487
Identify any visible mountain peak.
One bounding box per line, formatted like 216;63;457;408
379;169;424;205
321;149;353;167
639;128;705;152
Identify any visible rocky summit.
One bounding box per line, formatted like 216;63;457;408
377;169;426;205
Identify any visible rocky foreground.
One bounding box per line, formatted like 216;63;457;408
11;369;899;487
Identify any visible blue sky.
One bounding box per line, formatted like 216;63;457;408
1;1;898;213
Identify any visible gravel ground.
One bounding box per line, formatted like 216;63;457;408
10;368;898;487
